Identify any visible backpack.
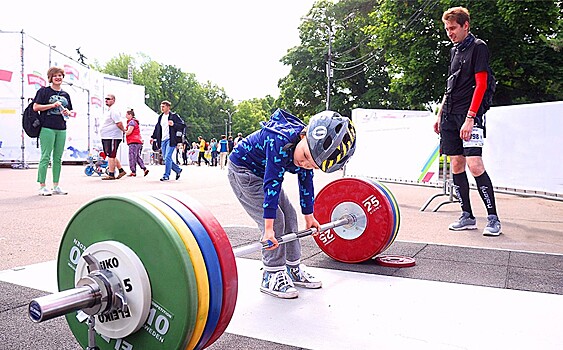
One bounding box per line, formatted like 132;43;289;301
22;101;42;138
480;65;497;113
474;39;497;113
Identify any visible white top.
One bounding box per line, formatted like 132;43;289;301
160;113;170;141
100;106;123;139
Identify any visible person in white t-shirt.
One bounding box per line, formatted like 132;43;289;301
100;94;126;180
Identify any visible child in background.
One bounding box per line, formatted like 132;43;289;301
125;109;149;177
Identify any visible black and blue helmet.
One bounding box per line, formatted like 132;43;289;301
306;111;356;173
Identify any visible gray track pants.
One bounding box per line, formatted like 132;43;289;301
227;162;301;271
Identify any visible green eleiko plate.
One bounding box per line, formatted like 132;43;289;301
57;195;198;350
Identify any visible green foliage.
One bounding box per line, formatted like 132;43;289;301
232;100;269;136
102;53;134;80
98;0;561;139
99;53;276;143
280;0;562;113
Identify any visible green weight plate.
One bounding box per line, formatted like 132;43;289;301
57;195;198;350
134;194;209;350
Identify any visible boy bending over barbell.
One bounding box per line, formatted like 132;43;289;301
227;109;356;298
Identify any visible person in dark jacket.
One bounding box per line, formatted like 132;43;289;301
150;100;185;181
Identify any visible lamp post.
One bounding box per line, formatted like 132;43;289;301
325;27;332;111
302;17;332;110
48;45;56;67
220;109;237;137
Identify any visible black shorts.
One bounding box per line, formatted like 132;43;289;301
102;139;122;158
440;113;483;157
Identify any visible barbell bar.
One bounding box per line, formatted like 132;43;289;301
28;177;401;350
232;215;356;257
29;215;357;323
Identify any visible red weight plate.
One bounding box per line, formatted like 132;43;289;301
162;191;238;349
375;255;416;268
313;178;394;263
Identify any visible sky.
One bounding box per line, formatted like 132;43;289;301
2;0;321;101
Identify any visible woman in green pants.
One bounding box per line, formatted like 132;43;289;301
33;67;74;196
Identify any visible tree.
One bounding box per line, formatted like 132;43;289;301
278;0;398;117
279;0;562;113
232;97;277;137
99;54;238;143
278;0;336;117
365;0;563;106
101;53;135;81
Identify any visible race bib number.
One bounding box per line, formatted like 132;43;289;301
463;127;484;148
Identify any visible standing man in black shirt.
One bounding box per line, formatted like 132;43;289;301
434;6;502;236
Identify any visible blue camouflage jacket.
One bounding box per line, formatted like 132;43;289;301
229;109;315;219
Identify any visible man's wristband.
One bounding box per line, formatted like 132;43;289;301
466;115;475;120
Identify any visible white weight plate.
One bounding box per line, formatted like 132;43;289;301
74;241;151;339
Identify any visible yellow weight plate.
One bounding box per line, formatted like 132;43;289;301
131;193;210;350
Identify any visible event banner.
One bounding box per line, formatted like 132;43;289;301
346;102;563;196
480;101;563;195
0;31;156;165
346;108;441;185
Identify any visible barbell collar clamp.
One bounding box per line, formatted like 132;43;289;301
29;256;129;323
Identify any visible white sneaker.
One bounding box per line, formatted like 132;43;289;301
52;186;68;195
260;270;298;299
287;264;322;289
38;187;52;196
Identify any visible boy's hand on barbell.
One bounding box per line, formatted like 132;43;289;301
304;214;321;236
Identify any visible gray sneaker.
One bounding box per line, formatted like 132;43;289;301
260;270;298;299
287;264;322;289
483;215;502;236
448;211;477;231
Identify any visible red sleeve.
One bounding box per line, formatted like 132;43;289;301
469;71;488;115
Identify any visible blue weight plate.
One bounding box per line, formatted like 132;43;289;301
366;179;400;252
151;192;223;350
133;193;209;350
163;191;238;349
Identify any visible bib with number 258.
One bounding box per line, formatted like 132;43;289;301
463;127;484;148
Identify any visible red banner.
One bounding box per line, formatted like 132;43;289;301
0;69;13;82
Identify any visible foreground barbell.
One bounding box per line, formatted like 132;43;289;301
28;177;401;350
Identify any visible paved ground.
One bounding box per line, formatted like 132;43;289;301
0;163;562;349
